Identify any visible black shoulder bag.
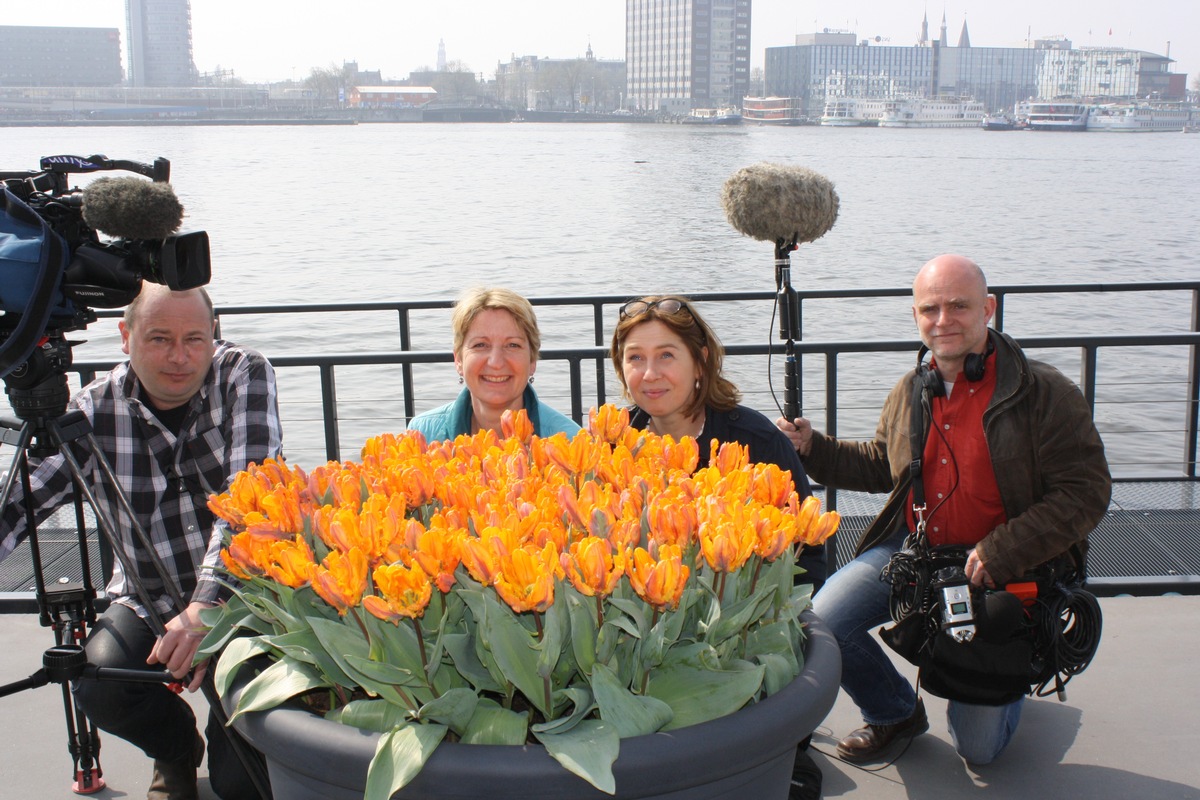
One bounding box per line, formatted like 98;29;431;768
877;369;1101;705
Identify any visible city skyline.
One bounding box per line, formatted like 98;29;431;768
1;0;1195;84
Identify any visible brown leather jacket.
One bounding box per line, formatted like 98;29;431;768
804;330;1111;584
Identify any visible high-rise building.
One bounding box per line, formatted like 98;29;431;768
625;0;751;114
0;26;123;87
125;0;197;87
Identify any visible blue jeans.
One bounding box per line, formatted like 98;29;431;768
813;530;1023;765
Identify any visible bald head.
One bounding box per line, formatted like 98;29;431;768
913;254;988;298
124;284;213;332
911;254;995;380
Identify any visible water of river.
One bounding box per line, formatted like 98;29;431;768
2;124;1197;472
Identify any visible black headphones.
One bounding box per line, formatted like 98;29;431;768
916;336;994;398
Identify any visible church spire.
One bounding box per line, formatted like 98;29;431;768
919;9;929;46
958;19;971;48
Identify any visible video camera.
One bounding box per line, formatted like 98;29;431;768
0;155;210;419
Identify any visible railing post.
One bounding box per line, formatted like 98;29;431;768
824;353;838;513
593;303;608;410
320;365;340;461
569;358;584;424
398;309;416;422
1187;289;1200;478
1081;345;1098;414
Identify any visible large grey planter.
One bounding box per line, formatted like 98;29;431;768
223;611;841;800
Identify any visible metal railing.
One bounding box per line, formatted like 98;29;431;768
72;281;1199;494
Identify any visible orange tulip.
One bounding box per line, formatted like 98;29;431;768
563;536;624;598
803;510;841;547
412;526;465;594
364;562;433;622
500;408;535;443
265;535;317;588
625;544;689;612
493;543;557;614
587;404;630;445
698;518;757;574
750;463;796;508
460;535;503;586
792;495;822;546
311;547;369;614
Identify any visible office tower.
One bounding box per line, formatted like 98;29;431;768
625;0;751;113
125;0;197;87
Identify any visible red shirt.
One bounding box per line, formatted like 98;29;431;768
905;355;1008;546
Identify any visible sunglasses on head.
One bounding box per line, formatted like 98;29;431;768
619;298;692;320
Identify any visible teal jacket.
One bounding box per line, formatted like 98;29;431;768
407;386;580;442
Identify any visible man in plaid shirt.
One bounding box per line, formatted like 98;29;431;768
1;283;282;800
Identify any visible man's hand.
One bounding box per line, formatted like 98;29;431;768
965;548;996;589
148;601;212;691
775;416;814;457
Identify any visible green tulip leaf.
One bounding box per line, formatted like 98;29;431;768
212;635;273;695
229;657;329;723
757;652;798;695
327;698;410;733
479;593;549;716
364;723;447;800
644;660;765;730
442;633;504;693
460;699;529;745
707;585;776;645
565;592;598;674
533;686;594;735
537;585;569;680
417;688;478;735
744;619;800;677
590;662;673;737
534;719;619;795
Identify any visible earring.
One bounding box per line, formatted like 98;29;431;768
529;375;535;385
458;376;464;384
694;379;700;390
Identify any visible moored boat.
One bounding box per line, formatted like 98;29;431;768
682;107;743;125
819;97;888;127
878;96;986;128
1026;101;1089;131
742;96;806;126
1086;103;1193;132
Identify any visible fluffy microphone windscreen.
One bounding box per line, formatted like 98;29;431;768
721;162;839;246
82;177;184;240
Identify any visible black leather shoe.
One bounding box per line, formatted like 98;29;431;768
789;746;823;800
836;697;929;763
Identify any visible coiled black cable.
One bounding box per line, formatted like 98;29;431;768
1031;583;1103;698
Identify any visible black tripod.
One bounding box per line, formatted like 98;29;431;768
0;366;271;798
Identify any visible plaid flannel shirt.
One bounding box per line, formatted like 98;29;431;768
1;339;283;620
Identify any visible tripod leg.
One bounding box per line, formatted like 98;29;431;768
62;681;106;794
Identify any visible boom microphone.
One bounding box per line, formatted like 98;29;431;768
82;177;184;241
721;162;839;247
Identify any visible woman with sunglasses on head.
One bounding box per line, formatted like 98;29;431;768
611;294;829;800
408;287;580;441
610;295;826;584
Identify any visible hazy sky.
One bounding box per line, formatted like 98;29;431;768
2;1;1195;83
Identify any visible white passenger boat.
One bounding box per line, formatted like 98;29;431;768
1086;103;1193;132
878;97;986;128
819;98;888;127
1026;101;1089;131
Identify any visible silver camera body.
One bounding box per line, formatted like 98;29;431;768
935;567;977;642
